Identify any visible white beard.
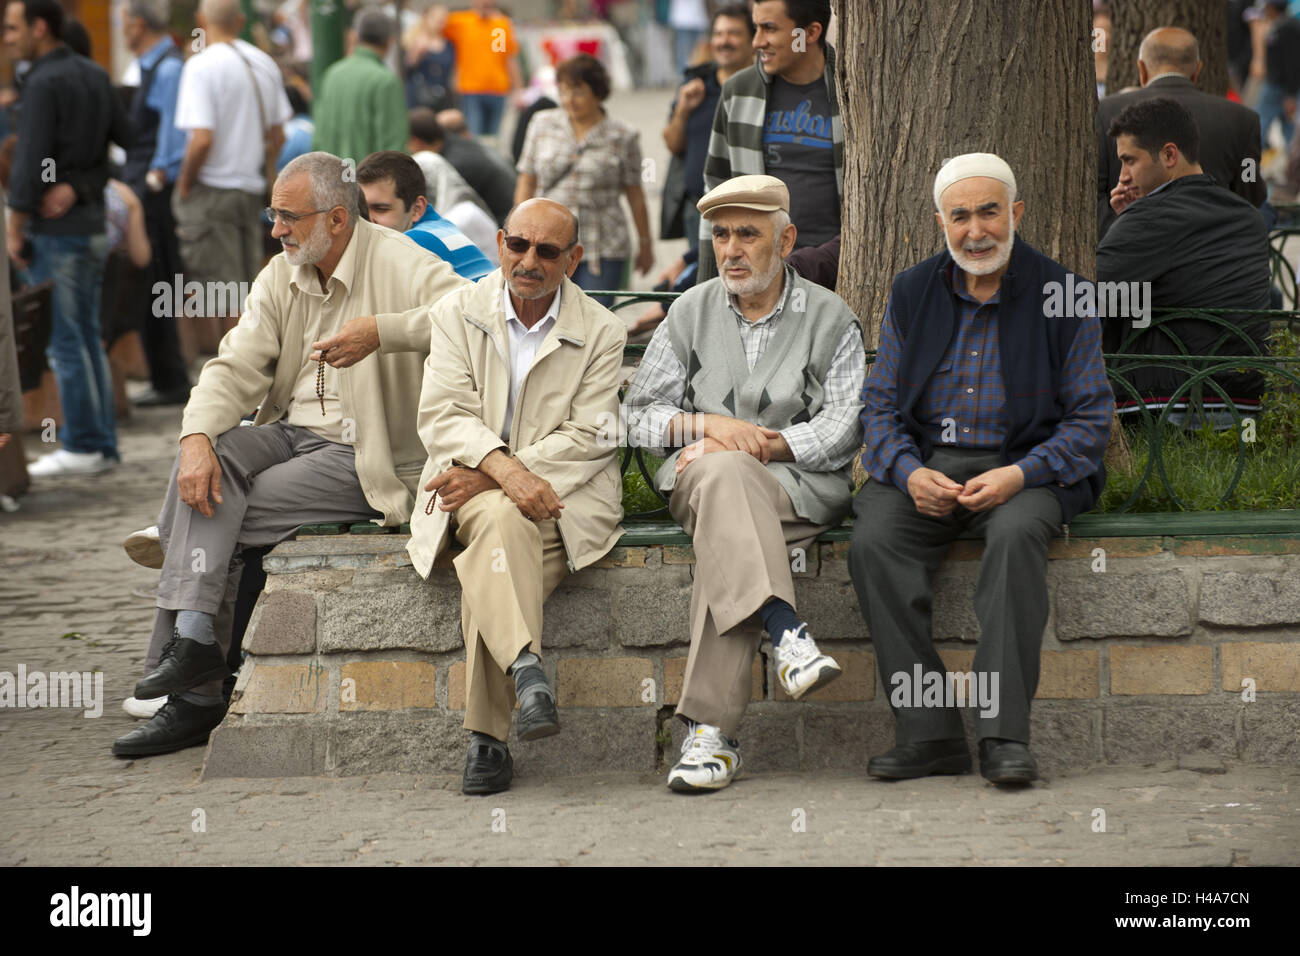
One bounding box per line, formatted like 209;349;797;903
719;245;784;297
282;217;331;267
948;219;1015;276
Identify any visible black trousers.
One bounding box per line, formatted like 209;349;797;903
140;181;190;392
848;447;1062;745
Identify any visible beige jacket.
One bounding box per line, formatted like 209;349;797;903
181;218;470;525
407;270;626;578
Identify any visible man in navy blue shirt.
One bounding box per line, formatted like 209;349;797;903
661;4;753;246
123;0;191;407
850;153;1112;787
357;151;494;281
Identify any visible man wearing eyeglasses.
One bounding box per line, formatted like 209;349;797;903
407;198;627;795
113;151;469;758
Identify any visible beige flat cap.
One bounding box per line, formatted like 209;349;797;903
697;174;790;218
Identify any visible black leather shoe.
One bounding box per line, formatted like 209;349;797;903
462;738;513;795
512;663;560;741
979;738;1038;784
132;387;191;407
135;631;228;699
867;739;971;779
112;696;227;757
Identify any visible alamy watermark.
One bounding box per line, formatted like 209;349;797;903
153;274;252;318
889;664;1000;719
0;664;103;717
1042;275;1152;328
49;886;150;936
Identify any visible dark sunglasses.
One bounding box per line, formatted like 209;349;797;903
503;235;576;260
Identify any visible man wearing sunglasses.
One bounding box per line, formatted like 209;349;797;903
113;151;469;758
407;198;626;795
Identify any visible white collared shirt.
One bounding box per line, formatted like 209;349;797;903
500;285;562;442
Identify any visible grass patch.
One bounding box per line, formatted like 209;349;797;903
1098;326;1300;512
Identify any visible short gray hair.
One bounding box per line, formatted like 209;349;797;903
770;209;791;234
128;0;170;32
279;152;360;225
354;8;395;47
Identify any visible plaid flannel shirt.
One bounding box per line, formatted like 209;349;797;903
625;266;864;469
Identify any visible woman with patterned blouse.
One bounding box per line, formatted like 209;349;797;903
515;54;655;303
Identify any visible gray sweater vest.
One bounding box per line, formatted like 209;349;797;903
657;270;859;526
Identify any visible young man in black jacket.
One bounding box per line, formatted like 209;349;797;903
4;0;132;477
1098;96;1271;421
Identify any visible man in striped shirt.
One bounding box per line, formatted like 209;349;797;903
357;151;494;280
623;175;864;794
698;0;843;282
850;154;1112;786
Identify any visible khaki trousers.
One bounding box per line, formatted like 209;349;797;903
670;451;829;737
452;489;569;742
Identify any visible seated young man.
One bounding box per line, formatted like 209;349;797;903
1098;97;1272;427
357;150;495;280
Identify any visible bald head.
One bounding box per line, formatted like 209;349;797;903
1138;27;1200;81
505;199;579;249
199;0;244;31
500;199;583;304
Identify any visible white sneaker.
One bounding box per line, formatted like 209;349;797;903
28;449;115;477
122;696;167;719
667;723;742;792
775;624;842;700
124;526;164;569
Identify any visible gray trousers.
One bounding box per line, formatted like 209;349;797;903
144;422;381;697
848;447;1062;745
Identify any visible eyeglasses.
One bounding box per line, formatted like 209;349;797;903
265;206;332;226
502;235;576;260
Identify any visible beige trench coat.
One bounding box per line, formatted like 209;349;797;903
407;270;626;578
180;219;470;525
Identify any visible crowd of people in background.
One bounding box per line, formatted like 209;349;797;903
0;0;1291;498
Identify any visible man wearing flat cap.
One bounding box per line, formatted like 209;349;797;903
623;174;865;793
849;153;1113;784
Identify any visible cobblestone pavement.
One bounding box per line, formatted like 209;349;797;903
3;90;1299;868
4;404;1299;867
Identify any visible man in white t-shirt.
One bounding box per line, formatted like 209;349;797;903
173;0;291;319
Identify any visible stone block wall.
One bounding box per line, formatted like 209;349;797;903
203;532;1300;778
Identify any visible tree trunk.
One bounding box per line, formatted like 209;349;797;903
834;0;1096;348
832;0;1132;478
1104;0;1228;97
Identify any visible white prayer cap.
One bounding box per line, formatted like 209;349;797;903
933;153;1017;210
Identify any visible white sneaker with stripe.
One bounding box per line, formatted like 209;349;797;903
667;723;742;792
775;624;842;699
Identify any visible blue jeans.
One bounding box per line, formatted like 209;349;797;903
674;28;706;72
570;257;626;307
461;93;507;137
28;232;116;458
1257;81;1295;148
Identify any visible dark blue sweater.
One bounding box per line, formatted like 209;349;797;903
887;238;1106;523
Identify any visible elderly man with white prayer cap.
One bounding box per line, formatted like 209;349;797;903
847;152;1114;785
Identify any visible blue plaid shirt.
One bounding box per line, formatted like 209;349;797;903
862;262;1112;492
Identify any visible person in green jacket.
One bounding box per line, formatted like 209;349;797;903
312;8;409;161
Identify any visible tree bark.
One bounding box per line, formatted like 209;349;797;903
834;0;1096;348
833;1;1132;478
1104;0;1229;97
